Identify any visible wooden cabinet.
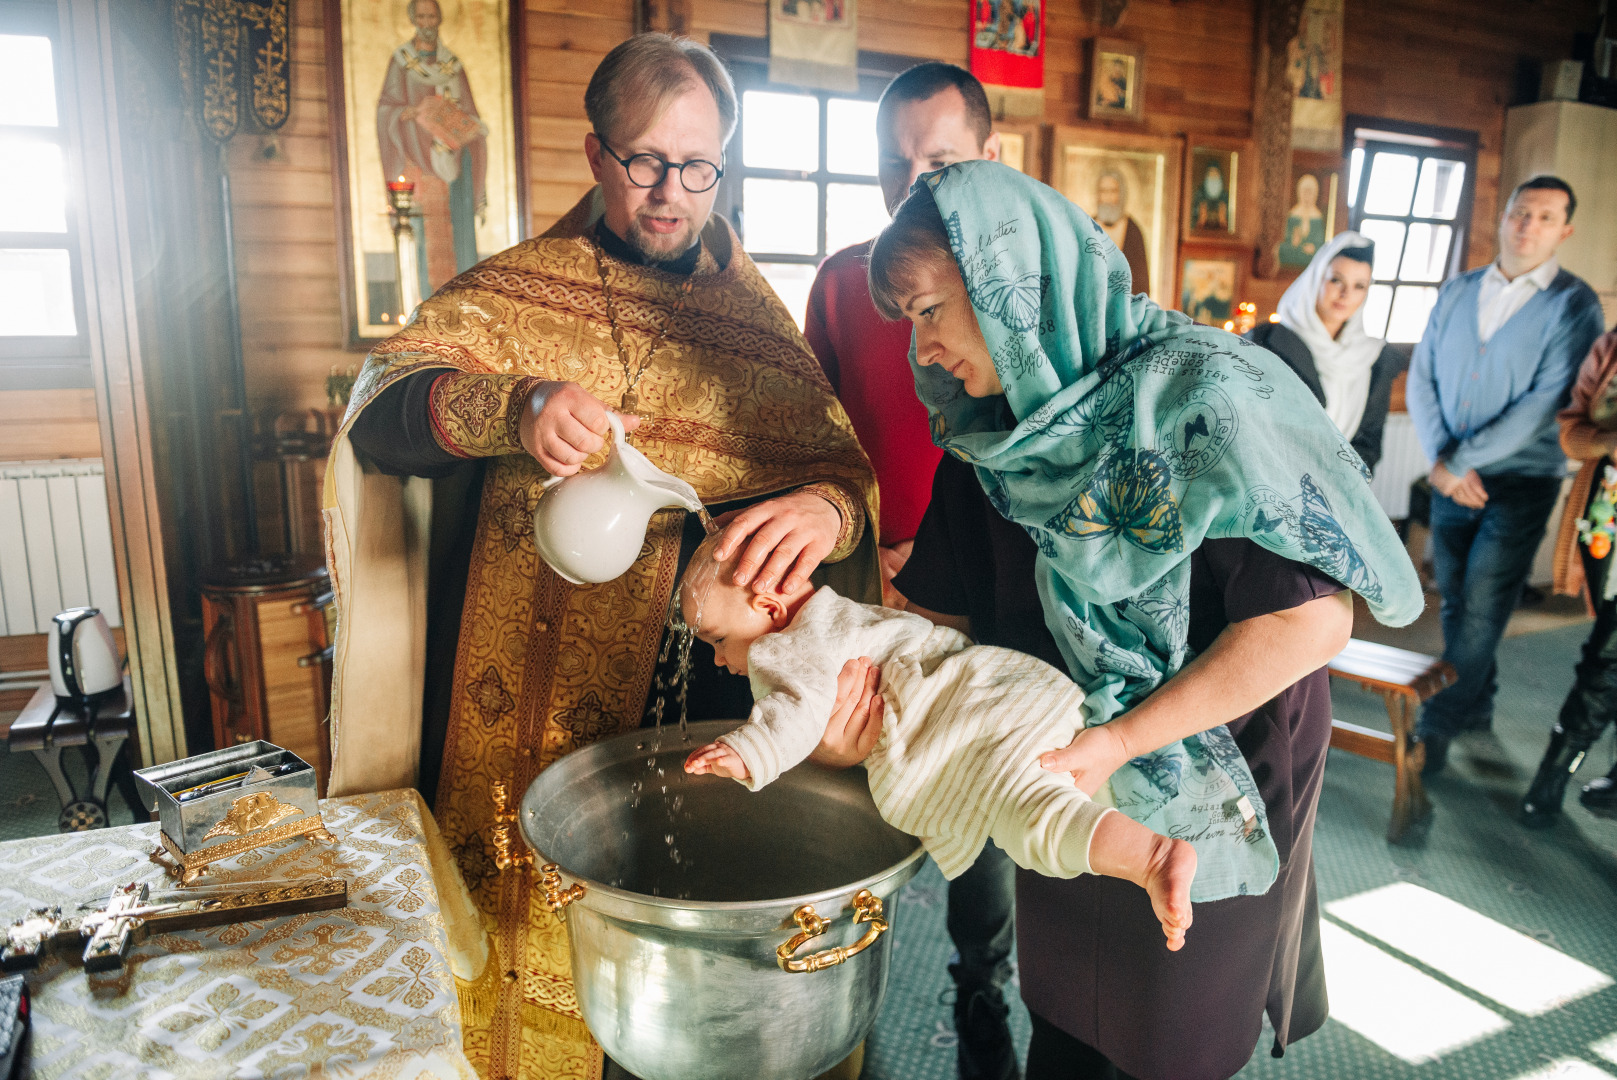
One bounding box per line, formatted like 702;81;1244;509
200;558;333;795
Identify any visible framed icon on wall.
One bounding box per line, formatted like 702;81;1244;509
1052;126;1181;308
324;0;527;347
1087;38;1144;123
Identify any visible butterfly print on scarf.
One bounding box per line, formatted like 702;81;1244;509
1298;473;1383;603
1046;448;1185;554
1130;578;1190;641
1045;369;1134;446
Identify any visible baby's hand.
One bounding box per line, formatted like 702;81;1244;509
683;742;751;781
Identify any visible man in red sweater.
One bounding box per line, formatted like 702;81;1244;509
803;63;1018;1080
804;62;1001;609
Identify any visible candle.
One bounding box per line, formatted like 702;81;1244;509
386;175;415;194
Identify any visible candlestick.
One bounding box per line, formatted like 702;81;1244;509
387;176;421;323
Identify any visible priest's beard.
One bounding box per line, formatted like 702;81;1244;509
1094;199;1124;227
625;208;702;267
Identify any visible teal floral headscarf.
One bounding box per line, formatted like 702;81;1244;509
911;161;1422;900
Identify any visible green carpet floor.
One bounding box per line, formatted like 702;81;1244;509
3;619;1614;1079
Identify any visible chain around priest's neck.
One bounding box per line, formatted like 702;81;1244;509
594;240;694;417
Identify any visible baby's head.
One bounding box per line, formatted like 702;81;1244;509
679;533;814;675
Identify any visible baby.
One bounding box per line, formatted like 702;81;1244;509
679;534;1198;949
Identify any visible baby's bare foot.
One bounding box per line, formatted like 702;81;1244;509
1142;837;1197;951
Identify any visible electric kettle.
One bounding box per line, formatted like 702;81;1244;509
532;413;705;585
48;607;122;704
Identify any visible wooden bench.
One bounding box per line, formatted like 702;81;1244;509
1326;639;1456;842
6;679;141;831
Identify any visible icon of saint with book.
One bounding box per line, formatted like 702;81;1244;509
377;0;490;293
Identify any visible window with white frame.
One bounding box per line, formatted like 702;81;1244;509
1346;120;1477;345
0;3;88;385
719;81;889;328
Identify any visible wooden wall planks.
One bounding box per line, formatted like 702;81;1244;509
1342;0;1593;272
0;390;102;461
227;0;1592;416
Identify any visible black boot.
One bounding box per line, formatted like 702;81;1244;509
1581;766;1617;819
1519;727;1590;827
951;964;1019;1080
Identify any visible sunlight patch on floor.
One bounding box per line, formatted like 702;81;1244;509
1320;920;1510;1064
1591;1032;1617;1067
1326;882;1613;1016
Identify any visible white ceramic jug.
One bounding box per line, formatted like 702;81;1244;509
532;413;705;585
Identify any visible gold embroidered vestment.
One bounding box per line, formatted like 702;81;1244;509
323;191;879;1079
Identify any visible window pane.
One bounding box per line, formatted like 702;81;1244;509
0;140;67;233
1412;158;1466;220
0;36;58;127
742;91;819;172
1358;219;1406;280
742;178;818;255
1362;283;1393;338
826;99;878;176
825;183;887;254
1362;152;1419;217
757;262;817;330
1399;222;1452;282
0;249;75;335
1385;285;1439;344
1347;147;1364;208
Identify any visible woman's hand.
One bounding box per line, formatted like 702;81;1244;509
684;742;750;781
517;380;641;477
879;541;914;609
1040;723;1132;796
711;492;843;594
809;657;883;768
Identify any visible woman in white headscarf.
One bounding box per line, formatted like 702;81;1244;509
1246;230;1405;471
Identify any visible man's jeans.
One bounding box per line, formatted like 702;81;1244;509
949;840;1016;990
1420;473;1562;739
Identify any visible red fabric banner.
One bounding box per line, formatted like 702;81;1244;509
969;0;1044;91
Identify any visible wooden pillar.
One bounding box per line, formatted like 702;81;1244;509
1253;0;1307;279
58;0;189;764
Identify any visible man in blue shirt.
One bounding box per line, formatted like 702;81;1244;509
1408;175;1605;774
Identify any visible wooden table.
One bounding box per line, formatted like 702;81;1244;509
0;788;478;1079
1327;638;1456;842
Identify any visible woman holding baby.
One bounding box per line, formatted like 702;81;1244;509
815;162;1423;1080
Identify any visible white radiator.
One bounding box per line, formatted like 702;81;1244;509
1368;412;1430;521
0;459;122;636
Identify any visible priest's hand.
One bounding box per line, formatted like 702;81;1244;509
711;491;842;594
519;380;640;477
809;657;883;769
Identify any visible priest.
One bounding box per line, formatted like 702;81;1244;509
323;32;878;1079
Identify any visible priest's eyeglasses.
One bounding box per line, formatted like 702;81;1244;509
596;137;724;194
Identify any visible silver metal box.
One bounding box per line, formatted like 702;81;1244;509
134;742;333;885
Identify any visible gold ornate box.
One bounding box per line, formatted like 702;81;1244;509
133;741;332;885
